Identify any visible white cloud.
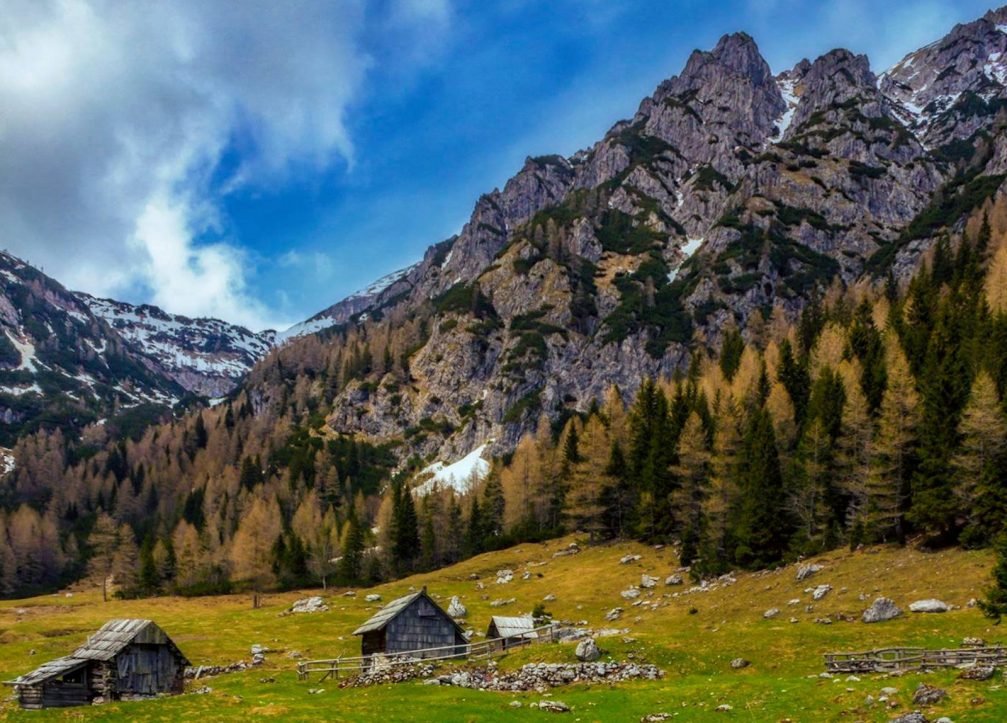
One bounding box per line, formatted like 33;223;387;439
0;0;435;331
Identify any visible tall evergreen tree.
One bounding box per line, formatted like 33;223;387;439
734;407;789;568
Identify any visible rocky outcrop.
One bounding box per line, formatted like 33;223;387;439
862;597;903;623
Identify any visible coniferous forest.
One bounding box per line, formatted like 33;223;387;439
2;204;1007;600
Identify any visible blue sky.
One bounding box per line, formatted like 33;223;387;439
0;0;997;331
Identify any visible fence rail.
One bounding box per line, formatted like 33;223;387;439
297;623;562;682
825;646;1007;673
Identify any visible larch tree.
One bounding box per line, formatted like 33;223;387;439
229;496;282;589
670;412;711;565
953;371;1007;545
565;414;611;540
87;511;120;602
866;341;919;543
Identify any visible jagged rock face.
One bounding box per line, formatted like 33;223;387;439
79;294;275;398
882;8;1007;149
308;10;1007;466
0;253;184;443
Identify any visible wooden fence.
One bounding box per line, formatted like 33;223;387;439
297;623;562;682
825;646;1007;674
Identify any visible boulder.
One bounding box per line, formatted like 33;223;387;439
730;658;750;669
715;704;733;712
763;608;780;619
959;665;995;681
575;638;601;662
490;598;515;607
543;593;557;602
665;574;683;586
889;714;928;723
796;563;823;581
289;596;329;614
812;584;832;601
862;597;902;623
448;596;467;618
909;599;949;613
912;683;947;705
365;594;382;603
620;554;642;565
621;588;641;600
496;569;514;584
641;574;659;589
962;637;986;647
641;715;672;722
604;607;623;621
538;700;570;713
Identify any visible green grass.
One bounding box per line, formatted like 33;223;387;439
0;539;1004;721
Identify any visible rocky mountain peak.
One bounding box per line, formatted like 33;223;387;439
789;48;881;132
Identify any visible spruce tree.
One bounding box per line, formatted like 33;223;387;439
734;407;789;568
980;531;1007;623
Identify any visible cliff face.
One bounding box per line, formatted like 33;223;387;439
298;11;1007;469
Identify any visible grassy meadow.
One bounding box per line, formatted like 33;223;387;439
0;537;1002;721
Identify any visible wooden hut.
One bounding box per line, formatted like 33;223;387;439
352;587;467;659
8;619;190;709
486;615;537;651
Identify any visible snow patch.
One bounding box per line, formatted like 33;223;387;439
668;238;704;282
0;449;14;475
415;443;492;495
6;332;39;373
0;383;42;396
771;76;799;143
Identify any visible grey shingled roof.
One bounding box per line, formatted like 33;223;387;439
14;657;87;686
489;615;537;640
73;619;161;661
352;590;465;637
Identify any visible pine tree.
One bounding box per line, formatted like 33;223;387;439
980;531;1007;623
734;407;789;568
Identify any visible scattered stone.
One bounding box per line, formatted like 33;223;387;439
509;700;522;708
959;666;994;681
912;683;947;705
496;569;514;584
621;588;641;600
307;688;324;695
796;563;823;581
250;644;267;655
641;574;658;589
715;704;733;712
448;596;467;618
604;607;623;622
543;593;557;602
787;598;801;606
862;597;902;623
553;543;581;558
251;653;265;666
812;584;832;601
967;598;979;608
259;677;275;684
575;638;601;662
962;637;986;647
342;590;356;597
191;686;212;695
467;573;480;580
763;608;780;619
490;598;516;607
641;715;672;722
285;650;303;659
935;718;954;723
364;594;382;603
889;714;928;723
522;571;532;580
789;617;799;624
665;574;683;586
730;658;749;669
909;599;948;613
538;700;570;713
620;554;642;565
813;616;833;625
286;596;329;614
880;687;899;697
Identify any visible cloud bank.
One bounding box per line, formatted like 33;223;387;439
0;0;380;330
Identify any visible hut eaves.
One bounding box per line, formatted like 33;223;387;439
489;615;537;640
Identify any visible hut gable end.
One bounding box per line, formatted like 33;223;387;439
352;589;467;658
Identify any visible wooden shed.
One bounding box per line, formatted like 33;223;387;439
486;615;538;651
8;619;190;709
352;587;467;659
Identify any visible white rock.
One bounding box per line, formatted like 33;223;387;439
365;594;382;603
862;597;902;623
641;574;659;589
448;596;467;618
763;608;780;619
495;569;514;584
665;574;683;585
621;587;641;600
620;554;642;565
575;638;601;662
812;584;832;601
289;596;329;614
909;598;949;613
796;563;822;581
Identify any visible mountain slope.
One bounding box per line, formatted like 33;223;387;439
248;13;1007;468
79;294;276;398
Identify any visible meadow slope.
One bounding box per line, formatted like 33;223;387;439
0;537;1001;722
